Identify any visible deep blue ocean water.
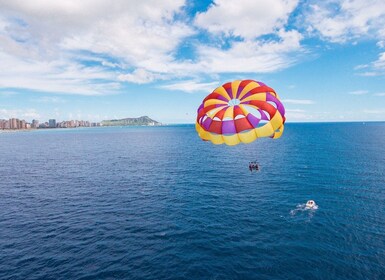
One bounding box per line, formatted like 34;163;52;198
0;123;384;280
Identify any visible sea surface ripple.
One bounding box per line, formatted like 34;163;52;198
0;123;384;279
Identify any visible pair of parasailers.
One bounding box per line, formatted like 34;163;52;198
249;161;259;172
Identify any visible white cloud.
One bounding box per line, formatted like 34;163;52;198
0;0;193;93
0;108;40;120
374;92;385;96
354;64;369;70
190;0;304;75
0;52;119;95
377;40;385;48
0;90;18;96
356;51;385;76
2;0;385;101
195;0;298;39
363;109;385;114
358;72;381;77
35;96;67;103
282;99;315;104
159;80;219;93
196;29;303;73
286;109;305;112
0;0;308;93
372;52;385;69
285;108;309;120
303;0;385;80
348;90;368;95
305;0;385;43
118;69;164;84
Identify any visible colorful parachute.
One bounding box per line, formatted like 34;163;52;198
196;80;286;145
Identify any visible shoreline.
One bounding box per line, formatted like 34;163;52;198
0;129;35;133
0;125;167;134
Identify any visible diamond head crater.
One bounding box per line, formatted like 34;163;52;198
101;116;161;126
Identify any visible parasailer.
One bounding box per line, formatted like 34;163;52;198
249;161;259;172
196;80;286;146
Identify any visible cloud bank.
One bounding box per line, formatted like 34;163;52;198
0;0;384;96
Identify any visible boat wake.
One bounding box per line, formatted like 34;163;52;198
290;202;318;220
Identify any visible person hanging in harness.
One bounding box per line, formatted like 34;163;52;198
249;161;259;172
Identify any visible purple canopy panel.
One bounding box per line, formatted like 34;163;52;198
226;86;234;99
217;95;229;102
259;109;269;120
222;120;237;134
202;117;213;130
246;114;260;128
265;92;275;101
197;103;204;113
276;101;285;116
257;81;266;86
266;93;285;116
236;86;244;99
215;104;227;109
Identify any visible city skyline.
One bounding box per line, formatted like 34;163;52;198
0;117;100;130
0;1;385;123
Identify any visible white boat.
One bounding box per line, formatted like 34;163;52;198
305;200;316;209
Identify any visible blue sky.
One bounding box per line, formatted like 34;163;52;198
0;0;384;123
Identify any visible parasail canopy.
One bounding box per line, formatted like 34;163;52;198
196;80;286;145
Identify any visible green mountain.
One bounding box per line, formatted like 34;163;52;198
101;116;161;126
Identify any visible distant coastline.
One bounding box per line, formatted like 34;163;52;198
0;116;161;131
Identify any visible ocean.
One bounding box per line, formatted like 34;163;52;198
0;123;384;279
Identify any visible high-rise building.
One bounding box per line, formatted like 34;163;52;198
10;118;18;129
49;119;56;128
20;120;26;129
32;119;39;128
2;120;10;129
